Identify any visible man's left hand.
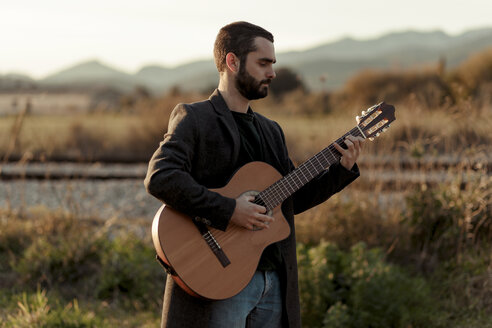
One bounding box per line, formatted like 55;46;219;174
333;135;365;170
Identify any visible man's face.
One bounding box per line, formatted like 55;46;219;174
235;37;276;100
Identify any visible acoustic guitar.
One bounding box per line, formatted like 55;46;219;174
152;102;396;300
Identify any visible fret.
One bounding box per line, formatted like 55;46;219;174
281;177;294;194
267;186;280;205
320;150;334;165
304;163;315;179
314;153;326;168
324;147;339;164
298;167;309;183
262;195;274;210
290;171;301;187
278;180;290;197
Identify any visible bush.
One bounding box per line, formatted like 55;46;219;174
1;208;165;312
96;235;164;309
12;214;103;296
298;241;435;328
450;47;492;100
339;68;452;110
270;67;306;98
404;168;492;270
295;195;400;251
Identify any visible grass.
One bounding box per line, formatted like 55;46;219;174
1;96;491;164
0;113;166;162
0;207;164;327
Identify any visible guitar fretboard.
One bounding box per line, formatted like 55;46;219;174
257;126;364;210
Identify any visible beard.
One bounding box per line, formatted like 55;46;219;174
235;65;271;100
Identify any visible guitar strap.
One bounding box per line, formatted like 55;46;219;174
156;254;177;276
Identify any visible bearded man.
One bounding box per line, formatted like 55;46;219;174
145;21;363;328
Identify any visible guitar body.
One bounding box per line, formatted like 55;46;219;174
151;162;291;300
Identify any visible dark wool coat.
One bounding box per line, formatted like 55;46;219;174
144;90;359;328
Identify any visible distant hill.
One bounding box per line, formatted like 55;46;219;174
0;73;37;91
18;27;492;93
276;28;492;89
134;59;218;92
41;60;137;91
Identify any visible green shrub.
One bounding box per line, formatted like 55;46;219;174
2;209;165;312
322;302;350;328
96;234;164;310
12;218;103;296
297;241;344;326
298;241;435;328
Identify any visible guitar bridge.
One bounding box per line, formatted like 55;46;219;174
193;220;231;268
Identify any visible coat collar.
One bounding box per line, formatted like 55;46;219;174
207;89;287;175
209;89;231;116
209;89;255;117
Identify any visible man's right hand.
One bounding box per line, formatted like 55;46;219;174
230;194;274;230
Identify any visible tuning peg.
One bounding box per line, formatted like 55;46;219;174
361;111;366;116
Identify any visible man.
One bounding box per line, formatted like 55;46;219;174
145;21;363;328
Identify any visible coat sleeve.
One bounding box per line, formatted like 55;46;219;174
144;103;236;231
291;160;360;215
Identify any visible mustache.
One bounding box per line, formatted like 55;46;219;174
260;79;272;85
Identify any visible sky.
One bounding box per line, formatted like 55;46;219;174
1;0;491;79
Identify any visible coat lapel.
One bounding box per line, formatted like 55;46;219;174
254;116;290;176
208;90;241;168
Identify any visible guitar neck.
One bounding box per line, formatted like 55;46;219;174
258;126;364;210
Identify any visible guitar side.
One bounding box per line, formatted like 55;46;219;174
151;162;291;300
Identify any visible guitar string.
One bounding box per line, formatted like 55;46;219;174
254;126;364;209
259;126;363;208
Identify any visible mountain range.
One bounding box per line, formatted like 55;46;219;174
4;27;492;93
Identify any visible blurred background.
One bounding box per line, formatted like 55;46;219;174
1;1;491;327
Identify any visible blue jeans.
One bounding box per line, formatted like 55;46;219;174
208;270;283;328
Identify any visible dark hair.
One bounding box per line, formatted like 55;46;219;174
214;21;274;72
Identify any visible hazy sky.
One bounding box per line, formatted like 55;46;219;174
1;0;490;78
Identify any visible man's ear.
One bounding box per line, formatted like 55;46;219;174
225;52;240;73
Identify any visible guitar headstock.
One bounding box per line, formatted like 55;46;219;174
356;102;396;140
